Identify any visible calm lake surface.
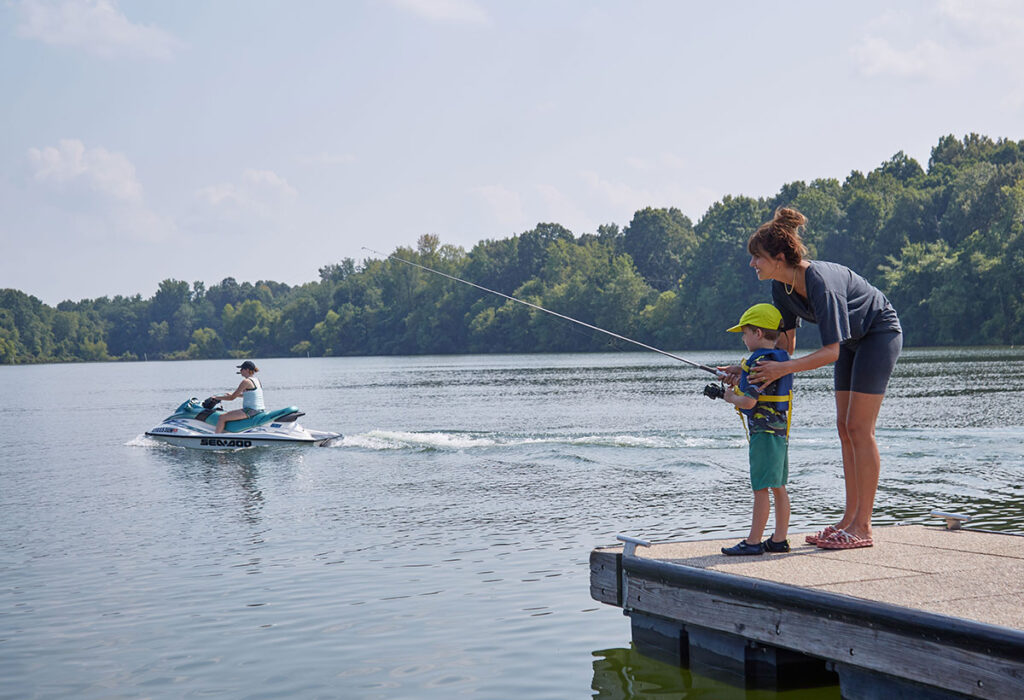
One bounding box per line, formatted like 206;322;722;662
2;348;1023;699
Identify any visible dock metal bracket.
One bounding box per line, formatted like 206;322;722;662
616;534;652;611
930;510;972;530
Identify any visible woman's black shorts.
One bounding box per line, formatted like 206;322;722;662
834;330;902;395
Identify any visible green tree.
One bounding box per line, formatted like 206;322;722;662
509;238;655;352
276;296;321;354
0;308;21;363
223;300;277;355
185;327;226;359
621;207;697;291
78;338;110;362
879;241;957;341
679;195;769;348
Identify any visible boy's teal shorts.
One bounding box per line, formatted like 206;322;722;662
749;432;789;490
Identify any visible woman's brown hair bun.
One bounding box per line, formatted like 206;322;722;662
773;207;807;230
747;206;808;265
749;206;811;266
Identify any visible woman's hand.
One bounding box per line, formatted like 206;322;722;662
716;364;741;387
747;359;788;388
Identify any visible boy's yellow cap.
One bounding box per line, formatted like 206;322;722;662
727;303;782;332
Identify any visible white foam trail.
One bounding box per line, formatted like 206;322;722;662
125;434;162;447
565;434;723;448
335;430;500;450
327;430;731;451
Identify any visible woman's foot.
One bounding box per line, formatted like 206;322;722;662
816;529;873;549
805;524;841;544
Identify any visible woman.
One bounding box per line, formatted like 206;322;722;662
726;207;902;549
210;360;265;433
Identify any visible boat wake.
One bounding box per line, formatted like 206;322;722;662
126;434;163;447
326;429;735;451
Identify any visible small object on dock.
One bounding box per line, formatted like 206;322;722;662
931;510;972;530
616;534;652;557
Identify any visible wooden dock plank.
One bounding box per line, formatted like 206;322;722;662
589;546;620;606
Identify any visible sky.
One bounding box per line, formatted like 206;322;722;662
2;0;1023;306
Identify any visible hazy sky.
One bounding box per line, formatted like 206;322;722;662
2;1;1023;305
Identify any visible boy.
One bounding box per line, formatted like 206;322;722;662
709;303;793;555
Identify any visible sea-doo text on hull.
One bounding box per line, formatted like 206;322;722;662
146;398;341;450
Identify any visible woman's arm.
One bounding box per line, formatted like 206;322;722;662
214;379;251;402
748;342;840;387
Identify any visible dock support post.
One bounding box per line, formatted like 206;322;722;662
629;611;688;666
685;625;749;687
745;640;836;691
833;663;975;700
631;620;835;691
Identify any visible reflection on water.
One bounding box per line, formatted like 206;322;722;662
592;646;842;700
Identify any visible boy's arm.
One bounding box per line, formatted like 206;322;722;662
715;364;742;386
723;387;756;410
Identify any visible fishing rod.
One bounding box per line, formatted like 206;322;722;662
362;247;721;375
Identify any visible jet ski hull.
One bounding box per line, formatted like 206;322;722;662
146;398;342;450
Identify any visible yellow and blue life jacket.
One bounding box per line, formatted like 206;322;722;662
734;348;793;438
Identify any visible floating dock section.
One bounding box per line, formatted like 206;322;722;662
590;525;1024;699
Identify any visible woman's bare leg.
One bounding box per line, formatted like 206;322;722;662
216;409;248;433
835;390;885;539
834;391;856;530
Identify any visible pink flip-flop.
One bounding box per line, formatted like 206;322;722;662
816;529;873;549
805;525;839;545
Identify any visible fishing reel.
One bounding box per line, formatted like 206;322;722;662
702;382;725;400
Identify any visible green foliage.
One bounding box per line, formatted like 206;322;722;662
185;327;225;359
622;207;697;291
3;133;1024;364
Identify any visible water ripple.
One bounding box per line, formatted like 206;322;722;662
1;349;1023;699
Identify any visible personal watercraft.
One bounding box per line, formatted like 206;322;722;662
146;398;342;450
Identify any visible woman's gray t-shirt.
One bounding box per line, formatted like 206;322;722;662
771;261;901;346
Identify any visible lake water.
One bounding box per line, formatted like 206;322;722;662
2;348;1023;699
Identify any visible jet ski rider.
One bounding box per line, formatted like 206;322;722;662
209;360;265;433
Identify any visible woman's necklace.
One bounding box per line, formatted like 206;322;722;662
784;267;797;295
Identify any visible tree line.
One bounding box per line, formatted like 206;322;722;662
2;133;1023;365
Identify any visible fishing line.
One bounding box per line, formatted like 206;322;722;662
362;247;720;375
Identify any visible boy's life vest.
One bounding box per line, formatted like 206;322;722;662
733;347;793;437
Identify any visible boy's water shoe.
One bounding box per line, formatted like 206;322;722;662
721;540;764;556
762;537;791;553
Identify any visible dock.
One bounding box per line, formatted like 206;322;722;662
590;524;1024;699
